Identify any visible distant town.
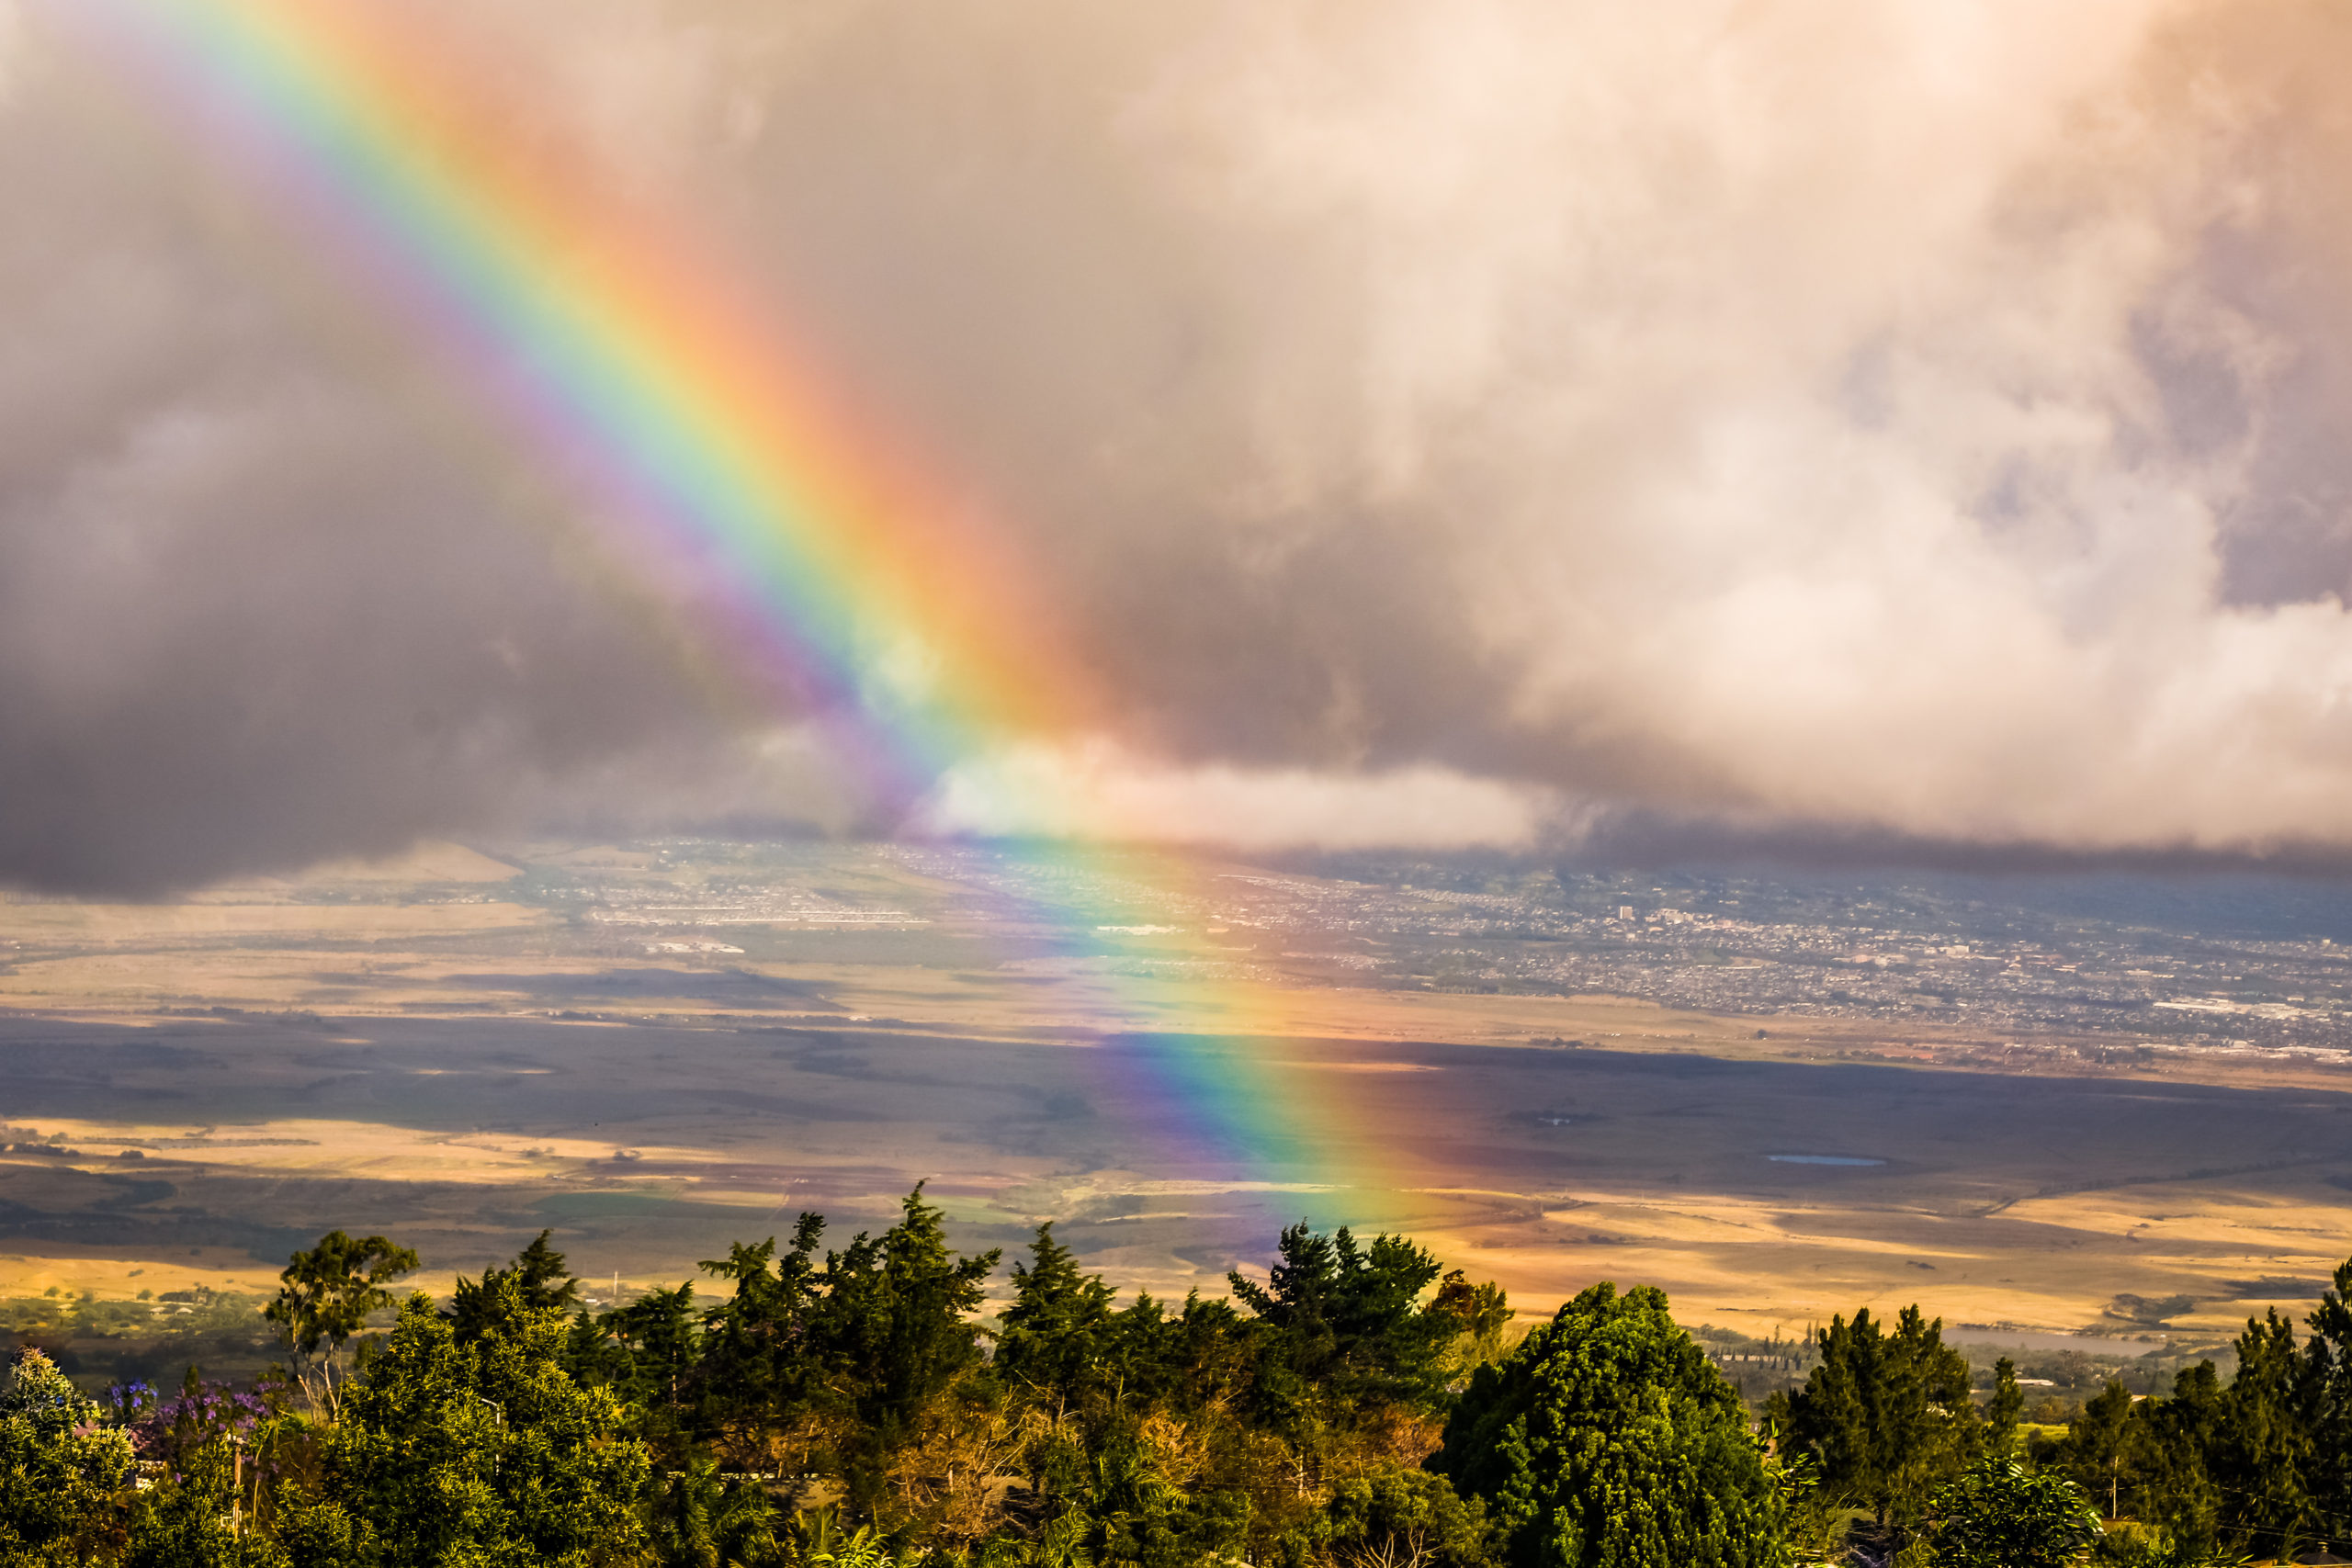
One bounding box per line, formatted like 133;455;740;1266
427;839;2352;1056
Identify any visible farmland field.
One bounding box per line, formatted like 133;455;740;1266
2;840;2348;1367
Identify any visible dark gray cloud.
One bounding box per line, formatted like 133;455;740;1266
7;0;2352;889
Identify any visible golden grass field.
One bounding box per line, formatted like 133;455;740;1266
2;840;2347;1353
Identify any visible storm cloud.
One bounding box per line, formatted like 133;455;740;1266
6;0;2352;887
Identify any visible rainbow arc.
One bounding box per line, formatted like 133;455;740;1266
44;0;1374;1210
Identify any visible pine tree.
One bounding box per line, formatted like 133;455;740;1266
1985;1357;2024;1454
446;1229;584;1345
814;1183;1001;1508
2211;1307;2320;1556
996;1223;1115;1408
2051;1381;2136;1521
695;1211;831;1462
2135;1360;2226;1559
1778;1304;1978;1530
1228;1221;1460;1414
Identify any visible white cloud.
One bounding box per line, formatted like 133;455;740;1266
11;0;2352;882
921;742;1561;852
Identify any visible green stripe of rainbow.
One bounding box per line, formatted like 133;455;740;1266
47;0;1365;1205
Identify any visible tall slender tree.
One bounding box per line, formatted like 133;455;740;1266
264;1230;420;1417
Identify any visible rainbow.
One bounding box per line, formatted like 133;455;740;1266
44;0;1367;1210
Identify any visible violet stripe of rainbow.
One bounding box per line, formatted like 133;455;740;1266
41;0;1360;1206
53;0;1049;804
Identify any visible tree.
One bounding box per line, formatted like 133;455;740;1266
645;1454;780;1568
0;1348;137;1565
1229;1223;1461;1415
1433;1280;1785;1568
298;1280;650;1566
445;1229;582;1346
2052;1381;2137;1521
1324;1466;1498;1568
2210;1306;2320;1557
695;1213;831;1468
2302;1253;2352;1534
2133;1361;2226;1562
997;1223;1116;1410
1775;1304;1978;1531
1985;1358;2024;1456
812;1183;1001;1507
609;1280;703;1426
1430;1270;1515;1382
119;1432;253;1568
264;1230;419;1417
1926;1454;2101;1568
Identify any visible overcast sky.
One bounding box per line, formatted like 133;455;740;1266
6;0;2352;890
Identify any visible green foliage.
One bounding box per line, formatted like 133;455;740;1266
645;1455;780;1567
1323;1465;1498;1567
1984;1359;2024;1456
119;1435;270;1568
300;1280;650;1565
824;1182;1003;1431
2129;1362;2225;1559
445;1229;582;1347
0;1348;138;1564
1775;1305;1978;1530
1430;1271;1515;1384
1433;1280;1784;1568
692;1212;830;1461
1924;1455;2101;1568
801;1519;914;1567
2209;1307;2320;1556
998;1224;1117;1409
1230;1223;1457;1417
2050;1381;2137;1520
264;1231;419;1417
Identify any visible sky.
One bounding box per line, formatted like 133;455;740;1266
5;0;2352;891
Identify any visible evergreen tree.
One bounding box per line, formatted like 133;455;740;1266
609;1280;704;1427
695;1212;831;1466
2134;1360;2226;1560
1433;1280;1785;1568
2052;1381;2137;1521
2304;1255;2352;1533
996;1223;1115;1410
2211;1306;2321;1557
1229;1222;1460;1414
1776;1304;1977;1530
1985;1357;2024;1455
445;1229;583;1346
812;1183;1000;1506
